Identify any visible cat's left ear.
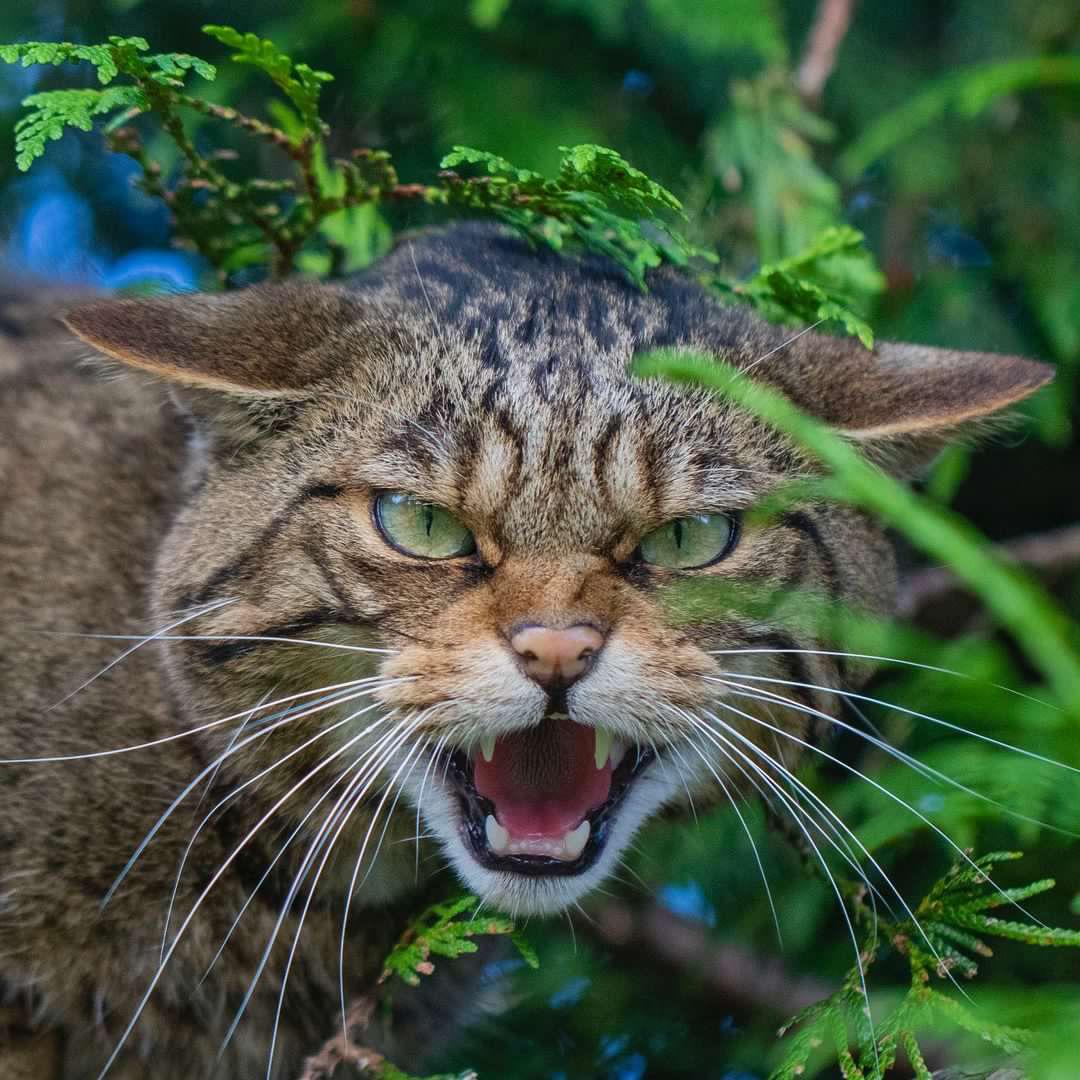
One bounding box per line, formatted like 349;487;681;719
756;332;1054;474
63;281;369;395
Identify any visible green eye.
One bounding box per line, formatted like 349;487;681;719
637;513;738;569
373;493;477;559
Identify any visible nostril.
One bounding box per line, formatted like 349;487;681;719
509;623;606;689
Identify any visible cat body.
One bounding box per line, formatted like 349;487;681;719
0;225;1051;1078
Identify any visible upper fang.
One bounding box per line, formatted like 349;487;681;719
480;734;496;763
594;728;612;770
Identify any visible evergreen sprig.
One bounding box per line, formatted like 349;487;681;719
710;225;880;348
380;894;538;989
770;852;1080;1079
0;24;876;342
201;25;331;133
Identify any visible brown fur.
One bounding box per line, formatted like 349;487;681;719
0;226;1052;1077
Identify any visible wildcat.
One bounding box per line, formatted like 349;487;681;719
0;222;1052;1078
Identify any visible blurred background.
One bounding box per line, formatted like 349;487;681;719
2;2;1079;1077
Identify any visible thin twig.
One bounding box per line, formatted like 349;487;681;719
797;0;858;105
898;522;1080;626
588;898;830;1016
296;998;384;1080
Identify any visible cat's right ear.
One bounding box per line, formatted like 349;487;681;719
63;281;368;396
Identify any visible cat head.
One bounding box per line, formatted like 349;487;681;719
65;224;1052;916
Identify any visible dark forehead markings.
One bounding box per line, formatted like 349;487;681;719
530;352;559;401
477;326;509;372
592;413;623;498
514;295;545;346
480;373;507;411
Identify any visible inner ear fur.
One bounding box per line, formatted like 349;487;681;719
62;281;369;395
753;331;1054;470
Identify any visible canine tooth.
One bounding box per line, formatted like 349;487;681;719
609;740;627;769
480;734;496;763
485;814;510;853
563;820;590;859
594;728;612;770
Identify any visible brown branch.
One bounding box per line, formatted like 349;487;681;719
796;0;858;106
296;998;384;1080
588;898;830;1017
898;522;1080;630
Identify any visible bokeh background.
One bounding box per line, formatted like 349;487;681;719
2;3;1079;1078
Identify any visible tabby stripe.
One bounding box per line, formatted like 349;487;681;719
593;413;622;502
181;483;341;608
780;511;841;600
780;510;847;682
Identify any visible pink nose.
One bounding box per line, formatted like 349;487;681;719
510;624;605;690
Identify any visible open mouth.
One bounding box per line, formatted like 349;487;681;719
445;712;655;876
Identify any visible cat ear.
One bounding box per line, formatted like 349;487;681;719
755;333;1054;473
62;281;366;396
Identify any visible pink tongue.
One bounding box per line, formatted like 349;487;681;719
473;718;612;839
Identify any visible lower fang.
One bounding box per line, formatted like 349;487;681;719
485;814;510;853
563;819;590;859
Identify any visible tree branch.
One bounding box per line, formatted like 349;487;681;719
588;898;830;1017
296;998;384;1080
797;0;858;106
898;522;1080;631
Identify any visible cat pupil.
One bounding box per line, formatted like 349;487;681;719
673;519;684;549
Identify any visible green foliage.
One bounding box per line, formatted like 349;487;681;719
380;894;538;989
547;0;787;64
0;38;135;84
13;86;144;171
439;142;695;288
0;36;216;170
841;56;1080;180
771;853;1080;1078
715;225;882;348
468;0;512;30
0;27;880;334
202;25;331;132
632;348;1080;711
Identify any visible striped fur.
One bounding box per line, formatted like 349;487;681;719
0;225;1052;1078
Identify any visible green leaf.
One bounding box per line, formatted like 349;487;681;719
730;226;883;348
13;86;146;171
632;351;1080;709
557;143;684;217
145;51;217;85
201;25;331;131
0;39;145;84
840;56;1080;179
440;145;541;183
381;894;537;988
469;0;513;29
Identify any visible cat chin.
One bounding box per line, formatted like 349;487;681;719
404;758;687;916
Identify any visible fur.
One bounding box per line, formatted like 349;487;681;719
0;225;1052;1077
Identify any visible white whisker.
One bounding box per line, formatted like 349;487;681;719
38;631;395;655
700;690;1048;930
46;598;236;711
216;715;427;1066
92;702;417;1080
712;675;1080;839
105;680;400;908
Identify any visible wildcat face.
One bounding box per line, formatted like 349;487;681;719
65;224;1051;917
